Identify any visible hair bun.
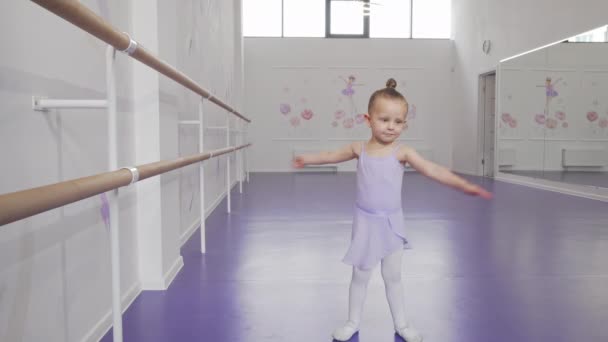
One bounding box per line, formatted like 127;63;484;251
385;78;397;89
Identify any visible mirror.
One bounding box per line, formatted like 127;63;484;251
497;25;608;189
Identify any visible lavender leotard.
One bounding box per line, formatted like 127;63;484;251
342;142;411;270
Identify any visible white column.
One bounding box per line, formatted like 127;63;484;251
226;117;231;213
106;45;123;342
238;120;243;194
199;99;206;253
132;0;165;290
245;123;250;182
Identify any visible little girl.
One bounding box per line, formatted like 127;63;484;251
293;79;492;342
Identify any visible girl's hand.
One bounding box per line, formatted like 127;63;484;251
464;183;493;199
292;156;306;168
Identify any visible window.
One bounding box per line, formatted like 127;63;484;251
328;0;366;36
243;0;451;39
412;0;451;39
283;0;325;37
370;0;412;38
243;0;282;37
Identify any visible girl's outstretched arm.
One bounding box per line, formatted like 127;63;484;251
398;146;493;199
292;143;357;168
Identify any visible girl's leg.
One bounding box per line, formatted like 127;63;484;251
381;250;423;342
332;266;373;341
381;250;407;329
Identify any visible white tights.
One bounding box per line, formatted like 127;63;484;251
332;250;424;341
346;250;407;330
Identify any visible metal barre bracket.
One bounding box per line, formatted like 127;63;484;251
120;167;140;185
119;32;138;55
32;96;108;111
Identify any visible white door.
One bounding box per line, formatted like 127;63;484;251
482;74;496;177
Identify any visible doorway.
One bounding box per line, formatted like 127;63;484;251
478;72;496;177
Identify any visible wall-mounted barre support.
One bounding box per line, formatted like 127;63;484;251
32;97;108;111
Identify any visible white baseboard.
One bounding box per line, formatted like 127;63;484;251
180;218;201;246
451;167;479;176
86;181;241;341
180;179;240;247
163;256;184;288
205;182;233;217
82;282;142;342
294;166;337;173
495;173;608;202
250;169;292;172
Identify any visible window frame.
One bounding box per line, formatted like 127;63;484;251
242;0;450;39
368;0;414;39
325;0;369;38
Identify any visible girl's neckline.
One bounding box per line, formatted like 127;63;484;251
362;142;399;159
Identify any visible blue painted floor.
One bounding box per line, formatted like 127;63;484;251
102;172;608;342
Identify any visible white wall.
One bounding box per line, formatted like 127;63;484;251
0;1;137;341
244;38;454;172
451;0;608;174
499;43;608;171
0;0;243;341
175;0;244;243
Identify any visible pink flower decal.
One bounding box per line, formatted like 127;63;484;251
555;111;566;121
334;110;346;119
355;114;366;124
501;113;512;123
290;116;301;127
508;118;518;128
343;118;354;129
300;109;314;120
599;118;608;128
546;118;558;129
535;114;546;125
280;103;291;115
587;111;599;122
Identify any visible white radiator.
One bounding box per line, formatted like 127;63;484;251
561;148;607;167
292;148;337;172
498;148;516;166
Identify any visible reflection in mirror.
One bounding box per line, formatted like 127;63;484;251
497;25;608;189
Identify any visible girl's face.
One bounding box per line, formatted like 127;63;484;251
366;97;408;144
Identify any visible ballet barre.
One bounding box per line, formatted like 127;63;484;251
0;143;251;227
17;2;254;342
30;0;250;123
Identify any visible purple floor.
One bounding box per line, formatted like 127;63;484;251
101;172;608;342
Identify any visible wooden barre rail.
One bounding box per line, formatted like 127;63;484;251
30;0;251;123
0;143;251;226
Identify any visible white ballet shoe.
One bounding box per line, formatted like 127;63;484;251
396;325;423;342
332;321;359;341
